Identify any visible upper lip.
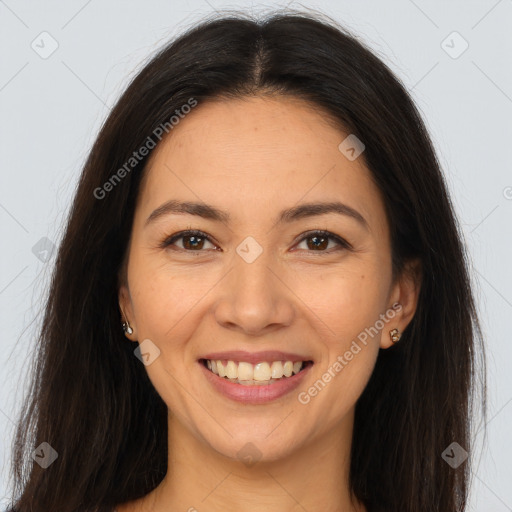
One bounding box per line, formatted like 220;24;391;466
199;350;313;364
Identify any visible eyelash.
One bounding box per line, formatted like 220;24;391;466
159;229;352;254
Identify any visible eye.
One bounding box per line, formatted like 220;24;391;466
293;230;352;253
160;230;218;252
161;228;351;254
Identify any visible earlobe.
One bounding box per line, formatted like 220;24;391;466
118;284;136;340
381;258;422;349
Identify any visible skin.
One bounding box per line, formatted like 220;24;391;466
117;95;421;512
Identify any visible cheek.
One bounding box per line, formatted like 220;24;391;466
128;249;211;337
126;266;212;420
304;267;387;401
311;265;390;341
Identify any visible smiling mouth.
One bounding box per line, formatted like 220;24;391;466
200;358;314;386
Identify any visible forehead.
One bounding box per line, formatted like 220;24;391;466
147;95;351;170
136;95;386;233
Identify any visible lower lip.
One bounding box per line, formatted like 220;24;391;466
199;361;312;404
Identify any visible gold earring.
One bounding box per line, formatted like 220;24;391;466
389;328;401;344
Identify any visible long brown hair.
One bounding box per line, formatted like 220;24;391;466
7;9;486;512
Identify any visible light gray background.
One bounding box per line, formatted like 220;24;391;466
1;0;511;509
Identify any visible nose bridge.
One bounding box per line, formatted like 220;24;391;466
233;243;276;299
213;236;294;334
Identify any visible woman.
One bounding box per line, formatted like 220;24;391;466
7;9;486;512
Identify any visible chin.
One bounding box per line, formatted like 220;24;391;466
200;426;306;466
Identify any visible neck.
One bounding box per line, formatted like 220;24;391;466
143;407;366;512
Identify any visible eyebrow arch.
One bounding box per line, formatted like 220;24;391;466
145;199;369;230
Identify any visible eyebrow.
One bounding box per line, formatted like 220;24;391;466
145;199;369;230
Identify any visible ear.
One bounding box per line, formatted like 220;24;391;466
118;282;137;341
380;258;422;349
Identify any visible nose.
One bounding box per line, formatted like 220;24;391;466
213;251;296;336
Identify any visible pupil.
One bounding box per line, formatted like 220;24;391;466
185;236;202;250
308;235;327;250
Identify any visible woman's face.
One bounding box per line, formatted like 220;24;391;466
119;95;419;462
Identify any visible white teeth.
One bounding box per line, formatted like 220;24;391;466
253;362;271;381
238;361;253;380
270;361;284;378
204;359;307;384
217;360;226;378
225;360;237;379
